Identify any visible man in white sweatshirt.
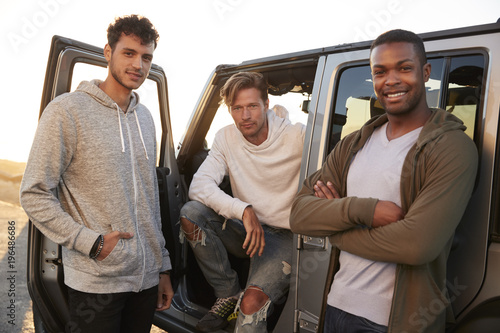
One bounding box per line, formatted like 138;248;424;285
20;15;173;333
180;71;305;332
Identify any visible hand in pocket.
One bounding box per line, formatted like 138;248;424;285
97;231;134;261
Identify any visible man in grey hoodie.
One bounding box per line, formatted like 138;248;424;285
20;15;173;333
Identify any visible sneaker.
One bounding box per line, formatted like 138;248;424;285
196;296;238;332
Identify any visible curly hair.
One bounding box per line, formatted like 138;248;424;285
107;15;159;50
220;72;268;107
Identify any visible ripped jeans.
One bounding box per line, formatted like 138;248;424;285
180;200;292;332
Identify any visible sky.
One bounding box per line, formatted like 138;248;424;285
1;0;499;163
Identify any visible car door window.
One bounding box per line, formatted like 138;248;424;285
329;53;485;153
205;90;308;149
29;37;182;333
71;63;163;164
445;55;484;139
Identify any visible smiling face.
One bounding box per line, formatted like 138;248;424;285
230;87;269;146
370;41;431;118
104;33;154;92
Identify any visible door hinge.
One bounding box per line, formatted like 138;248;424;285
296;309;319;332
298;235;327;250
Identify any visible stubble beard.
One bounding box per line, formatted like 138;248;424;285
110;63;144;91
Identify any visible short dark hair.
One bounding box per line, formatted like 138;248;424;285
107;15;159;50
370;29;427;66
220;72;268;107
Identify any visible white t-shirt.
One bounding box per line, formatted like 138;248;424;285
328;123;422;325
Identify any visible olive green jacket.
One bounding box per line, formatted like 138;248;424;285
290;109;478;332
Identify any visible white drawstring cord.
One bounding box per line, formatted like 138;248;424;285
115;104;125;153
134;110;149;160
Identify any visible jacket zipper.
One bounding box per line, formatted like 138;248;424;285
125;114;147;291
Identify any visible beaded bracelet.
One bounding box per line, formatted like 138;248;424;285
89;235;104;259
89;236;101;257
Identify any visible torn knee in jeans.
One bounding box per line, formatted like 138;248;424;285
282;261;291;275
179;217;205;245
236;287;271;325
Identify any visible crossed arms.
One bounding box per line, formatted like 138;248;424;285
290;131;478;265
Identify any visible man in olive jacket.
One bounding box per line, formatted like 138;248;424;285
290;29;478;332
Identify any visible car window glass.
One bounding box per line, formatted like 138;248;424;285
71;63;163;164
333;65;373;150
426;58;444;108
446;55;484;139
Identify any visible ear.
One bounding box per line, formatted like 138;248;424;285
104;44;112;62
264;99;269;110
423;63;431;82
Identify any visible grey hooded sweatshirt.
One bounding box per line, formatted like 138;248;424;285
20;80;171;293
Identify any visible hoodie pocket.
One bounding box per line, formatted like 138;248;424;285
95;223;140;277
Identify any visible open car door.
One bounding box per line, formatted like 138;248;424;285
27;35;184;332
